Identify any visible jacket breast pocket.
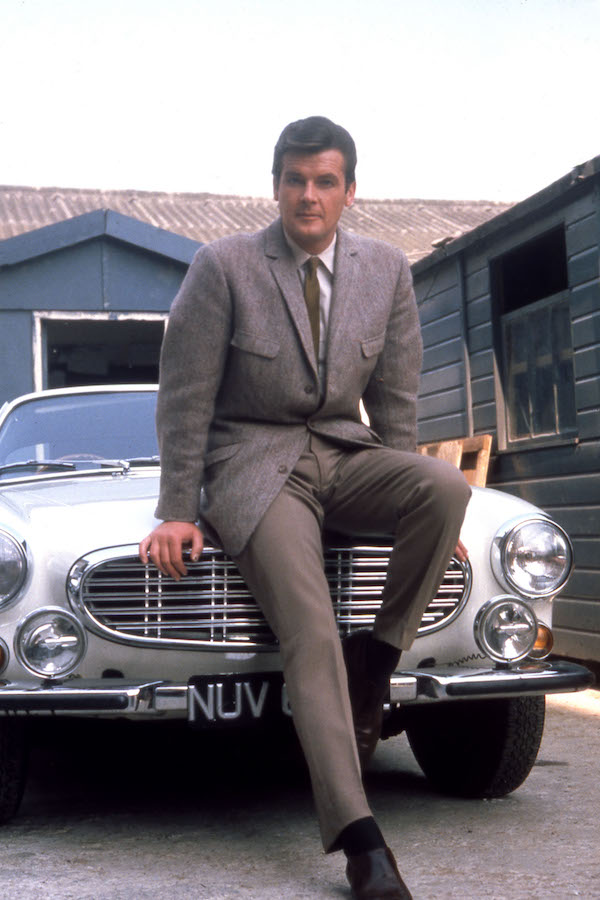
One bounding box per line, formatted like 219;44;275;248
361;333;386;359
230;329;280;359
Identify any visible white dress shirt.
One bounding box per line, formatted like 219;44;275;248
284;230;336;390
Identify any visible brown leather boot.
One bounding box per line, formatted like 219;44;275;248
342;630;390;769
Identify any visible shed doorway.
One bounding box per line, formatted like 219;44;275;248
35;315;166;390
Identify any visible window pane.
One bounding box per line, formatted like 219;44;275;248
502;295;575;444
531;307;556;436
552;303;577;433
505;318;531;440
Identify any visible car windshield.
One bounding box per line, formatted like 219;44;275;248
0;391;159;469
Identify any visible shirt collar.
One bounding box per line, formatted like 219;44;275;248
283;229;336;275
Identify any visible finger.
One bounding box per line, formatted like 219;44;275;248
138;536;151;565
455;539;468;563
190;529;204;562
148;536;179;581
165;534;188;580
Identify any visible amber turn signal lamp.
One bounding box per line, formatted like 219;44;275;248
528;623;554;660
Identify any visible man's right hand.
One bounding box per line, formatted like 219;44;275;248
138;521;204;581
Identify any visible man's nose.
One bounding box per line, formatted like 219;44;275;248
301;181;317;201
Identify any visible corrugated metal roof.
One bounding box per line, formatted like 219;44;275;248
0;185;513;263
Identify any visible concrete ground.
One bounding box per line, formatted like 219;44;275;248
0;686;598;899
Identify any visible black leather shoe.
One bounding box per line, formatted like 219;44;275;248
346;846;413;899
342;630;388;769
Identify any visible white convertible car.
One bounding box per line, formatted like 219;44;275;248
0;386;592;822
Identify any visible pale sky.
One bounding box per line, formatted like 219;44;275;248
1;0;598;202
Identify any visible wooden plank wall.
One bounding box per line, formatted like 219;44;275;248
415;258;470;443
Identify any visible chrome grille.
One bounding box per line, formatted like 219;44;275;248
72;541;470;649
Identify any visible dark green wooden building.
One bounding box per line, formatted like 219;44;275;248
412;155;600;662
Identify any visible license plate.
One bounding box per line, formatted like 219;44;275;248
187;673;289;728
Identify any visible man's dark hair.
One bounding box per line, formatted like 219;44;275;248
272;116;357;189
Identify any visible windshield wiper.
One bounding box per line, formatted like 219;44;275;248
0;457;160;476
0;460;77;474
121;456;160;466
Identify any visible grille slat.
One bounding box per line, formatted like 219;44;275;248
77;542;469;648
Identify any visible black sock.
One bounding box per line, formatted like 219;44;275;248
367;635;401;682
339;816;386;857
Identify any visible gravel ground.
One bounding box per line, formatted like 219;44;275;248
0;686;598;899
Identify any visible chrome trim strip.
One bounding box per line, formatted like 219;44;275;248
0;662;591;716
0;680;162;714
390;660;594;704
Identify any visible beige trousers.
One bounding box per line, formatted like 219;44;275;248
234;436;471;851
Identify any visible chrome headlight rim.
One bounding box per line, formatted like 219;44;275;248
474;595;539;664
491;515;573;599
0;527;28;609
0;636;9;675
14;606;87;680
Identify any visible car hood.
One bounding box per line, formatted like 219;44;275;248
0;468;547;559
0;469;161;554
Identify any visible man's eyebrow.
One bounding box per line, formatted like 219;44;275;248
283;168;340;180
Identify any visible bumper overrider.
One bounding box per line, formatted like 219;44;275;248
0;660;593;721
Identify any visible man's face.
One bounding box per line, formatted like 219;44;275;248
273;149;356;254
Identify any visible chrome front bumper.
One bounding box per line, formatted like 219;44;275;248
0;660;593;716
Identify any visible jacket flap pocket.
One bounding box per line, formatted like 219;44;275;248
361;333;386;358
204;443;241;467
231;330;280;359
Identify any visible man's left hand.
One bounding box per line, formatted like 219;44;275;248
455;539;468;563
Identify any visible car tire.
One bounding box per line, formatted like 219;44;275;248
0;719;27;824
405;695;545;798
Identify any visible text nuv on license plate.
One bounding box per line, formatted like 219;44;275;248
187;673;290;727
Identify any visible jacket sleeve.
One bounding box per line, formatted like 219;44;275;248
154;244;232;523
361;251;423;452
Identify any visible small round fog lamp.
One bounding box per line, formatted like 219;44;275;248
15;608;86;679
474;596;538;663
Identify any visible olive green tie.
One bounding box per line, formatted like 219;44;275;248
304;256;320;357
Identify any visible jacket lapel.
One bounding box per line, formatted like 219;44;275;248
326;229;361;366
264;220;318;374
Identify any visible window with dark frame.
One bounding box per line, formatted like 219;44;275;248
490;227;576;446
44;319;164;389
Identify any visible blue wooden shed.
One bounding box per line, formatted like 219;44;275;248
0;208;199;404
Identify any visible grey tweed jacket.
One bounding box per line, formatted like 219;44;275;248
154;218;423;556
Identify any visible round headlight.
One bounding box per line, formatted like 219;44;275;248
474;596;538;663
0;529;27;607
15;608;86;679
494;517;573;598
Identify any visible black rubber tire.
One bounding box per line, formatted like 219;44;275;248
0;719;28;824
405;695;545;798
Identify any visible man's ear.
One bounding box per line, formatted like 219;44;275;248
345;181;357;208
273;176;279;201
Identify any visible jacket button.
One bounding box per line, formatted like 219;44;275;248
304;385;315;394
278;464;288;474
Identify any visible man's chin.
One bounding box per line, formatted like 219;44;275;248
289;222;327;250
